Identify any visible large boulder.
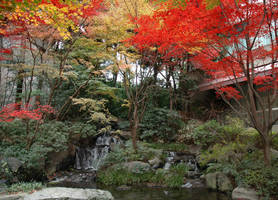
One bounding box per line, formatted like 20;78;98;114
148;157;162;169
205;172;233;192
23;187;114;200
45;145;76;176
4;157;23;172
122;161;151;174
232;187;259;200
205;173;217;190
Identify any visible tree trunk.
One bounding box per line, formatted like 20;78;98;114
15;69;24;109
112;72;118;87
35;76;43;105
131;104;138;151
263;135;271;166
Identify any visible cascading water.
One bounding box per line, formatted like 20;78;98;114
74;134;120;170
163;151;199;175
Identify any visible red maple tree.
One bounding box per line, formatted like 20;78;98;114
129;0;278;165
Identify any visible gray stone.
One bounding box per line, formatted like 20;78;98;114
271;148;278;160
4;157;23;172
122;161;151;174
23;187;114;200
232;187;259;200
116;185;131;191
205;172;233;192
205;172;217;190
0;193;27;200
148;157;162;169
217;173;233;192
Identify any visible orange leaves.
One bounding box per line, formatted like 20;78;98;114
3;0;104;40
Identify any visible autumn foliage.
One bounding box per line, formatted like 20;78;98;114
0;103;55;122
127;0;278;165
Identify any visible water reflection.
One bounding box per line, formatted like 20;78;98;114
105;187;231;200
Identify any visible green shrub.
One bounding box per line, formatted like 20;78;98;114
6;182;44;193
0;120;99;181
144;142;189;152
104;141;162;166
177;119;202;144
97;169;152;186
166;174;184;188
97;167;185;188
239;165;278;197
192;120;223;148
199;142;247;167
170;163;189;176
191;117;245;148
140;108;185;142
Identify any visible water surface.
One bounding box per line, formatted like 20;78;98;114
104;187;231;200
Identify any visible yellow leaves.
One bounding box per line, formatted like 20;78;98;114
121;99;130;108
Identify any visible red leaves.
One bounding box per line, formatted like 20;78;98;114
217;86;242;100
0;103;55;122
0;48;12;54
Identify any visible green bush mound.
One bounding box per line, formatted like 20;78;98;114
104;140;164;166
140;108;185;143
97;163;188;188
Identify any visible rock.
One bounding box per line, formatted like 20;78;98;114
217;173;233;192
122;161;151;174
5;157;23;172
184;179;205;188
0;193;27;200
232;187;259;200
205;172;233;192
205;173;217;190
187;171;201;179
181;182;192;188
187;145;201;155
271;148;278;160
0;179;7;193
23;187;114;200
148;157;162;169
48;171;96;188
116;185;131;191
45;146;75;176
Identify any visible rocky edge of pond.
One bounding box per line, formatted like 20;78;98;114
0;187;114;200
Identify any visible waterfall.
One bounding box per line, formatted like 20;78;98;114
74;134;119;170
163;151;199;173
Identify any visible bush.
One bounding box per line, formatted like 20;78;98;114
192;120;223;148
6;182;44;193
97;166;186;188
104;140;162;166
170;163;189;175
177;119;202;144
239;166;278;198
0;120;98;182
190;117;245;148
140;108;185;142
144;142;189;152
199;142;247;167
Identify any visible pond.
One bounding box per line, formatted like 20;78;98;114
102;187;231;200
